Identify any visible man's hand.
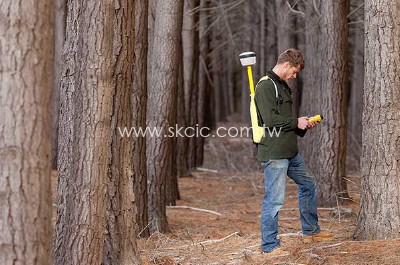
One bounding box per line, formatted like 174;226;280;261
307;120;317;129
297;117;309;130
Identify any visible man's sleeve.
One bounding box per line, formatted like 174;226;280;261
255;81;297;131
295;128;307;137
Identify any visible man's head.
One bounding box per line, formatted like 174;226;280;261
273;48;304;81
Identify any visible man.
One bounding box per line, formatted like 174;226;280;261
255;48;333;255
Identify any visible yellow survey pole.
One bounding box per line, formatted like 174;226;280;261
239;51;264;143
247;66;255;95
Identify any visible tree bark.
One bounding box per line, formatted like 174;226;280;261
52;0;67;169
188;0;200;169
276;0;300;116
354;0;400;240
347;0;364;170
266;1;278;70
103;1;141;264
147;0;157;85
182;0;199;171
147;0;184;233
54;1;114;264
210;26;222;122
133;0;150;238
241;0;252;122
182;0;199;125
176;41;190;178
259;0;266;76
196;0;210;166
0;1;54;264
301;0;349;206
226;49;235;115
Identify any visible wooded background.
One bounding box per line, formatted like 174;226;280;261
0;0;399;264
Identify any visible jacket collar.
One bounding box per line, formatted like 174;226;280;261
266;69;292;94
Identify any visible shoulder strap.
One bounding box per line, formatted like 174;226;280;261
256;76;278;99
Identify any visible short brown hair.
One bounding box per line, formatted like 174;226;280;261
277;48;304;70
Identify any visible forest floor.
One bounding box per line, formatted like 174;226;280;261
138;120;400;265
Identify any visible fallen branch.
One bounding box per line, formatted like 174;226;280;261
277;232;303;238
274;261;306;265
196;167;218;173
280;217;299;221
242;244;259;250
280;207;336;211
300;242;345;253
161;232;240;250
196;231;239;246
167;205;222;216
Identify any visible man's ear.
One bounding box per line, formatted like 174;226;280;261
284;62;291;69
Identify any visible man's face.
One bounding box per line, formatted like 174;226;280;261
283;63;301;81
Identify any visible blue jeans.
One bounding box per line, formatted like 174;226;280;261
260;153;320;252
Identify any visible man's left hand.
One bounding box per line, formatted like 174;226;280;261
307;121;318;129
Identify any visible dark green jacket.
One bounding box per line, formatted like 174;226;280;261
254;70;306;162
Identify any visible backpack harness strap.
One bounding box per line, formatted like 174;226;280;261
257;75;278;99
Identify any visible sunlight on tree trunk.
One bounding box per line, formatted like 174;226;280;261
0;1;54;264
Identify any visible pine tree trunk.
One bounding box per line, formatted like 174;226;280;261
241;0;252;122
133;0;150;238
259;0;266;76
196;0;210;166
226;50;235;115
147;0;157;85
52;0;67;169
147;0;184;233
176;43;190;177
211;26;222;122
266;1;278;69
187;12;200;169
354;0;400;240
301;0;349;206
54;1;114;263
0;1;54;264
103;1;140;264
347;0;364;170
182;0;199;170
276;0;300;116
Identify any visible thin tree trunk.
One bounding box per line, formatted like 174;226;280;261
176;42;190;177
188;76;199;168
276;0;299;116
168;35;183;205
182;0;199;124
347;0;364;170
211;31;222;122
182;0;199;170
188;48;199;169
52;0;67;169
266;1;277;69
54;1;114;263
250;0;260;80
226;51;235;115
0;1;54;264
354;0;400;240
133;0;150;238
259;0;266;76
147;0;184;233
241;0;252;122
196;0;210;166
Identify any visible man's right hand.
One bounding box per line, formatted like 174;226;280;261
297;117;309;130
